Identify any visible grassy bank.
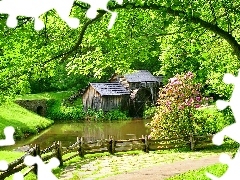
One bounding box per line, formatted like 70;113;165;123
0;102;53;140
15;91;73;101
167;163;227;180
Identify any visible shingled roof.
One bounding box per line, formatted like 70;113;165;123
124;70;159;82
90;83;130;96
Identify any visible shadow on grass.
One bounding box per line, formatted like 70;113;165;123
0;115;31;140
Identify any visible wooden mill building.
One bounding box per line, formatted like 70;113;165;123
82;83;130;112
109;70;163;117
82;70;163;117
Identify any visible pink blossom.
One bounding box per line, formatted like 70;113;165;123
170;77;178;83
189;98;194;103
195;104;201;108
186;71;194;79
178;105;184;110
196;96;201;101
166;101;171;105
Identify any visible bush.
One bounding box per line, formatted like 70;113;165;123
105;109;130;121
147;71;212;139
46;99;85;121
47;99;130;121
194;106;234;135
143;104;157;119
84;109;130;121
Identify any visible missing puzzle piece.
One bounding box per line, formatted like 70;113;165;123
0;126;15;146
79;0;123;29
24;155;60;180
0;160;9;171
206;151;240;180
0;0;79;30
0;126;14;172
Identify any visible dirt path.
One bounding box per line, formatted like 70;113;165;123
102;155;220;180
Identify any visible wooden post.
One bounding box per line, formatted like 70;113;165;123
141;135;145;152
77;137;85;158
189;133;195;151
112;136;115;154
33;144;40;175
141;135;149;153
108;135;114;154
145;135;149;153
56;141;63;166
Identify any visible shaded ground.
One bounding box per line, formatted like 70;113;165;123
103;155;219;180
59;151;223;180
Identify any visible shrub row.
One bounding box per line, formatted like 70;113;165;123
46;99;130;121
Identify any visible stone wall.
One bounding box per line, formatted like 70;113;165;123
15;99;48;117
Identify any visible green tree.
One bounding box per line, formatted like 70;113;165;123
2;0;240;102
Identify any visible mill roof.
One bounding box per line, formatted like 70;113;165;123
124;70;159;82
90;83;130;96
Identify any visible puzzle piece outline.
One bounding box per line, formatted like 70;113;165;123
24;155;60;180
0;126;15;172
0;0;123;30
207;70;240;179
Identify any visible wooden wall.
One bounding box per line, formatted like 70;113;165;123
82;85;129;112
82;85;101;111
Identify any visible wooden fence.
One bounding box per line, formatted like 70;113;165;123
0;134;213;179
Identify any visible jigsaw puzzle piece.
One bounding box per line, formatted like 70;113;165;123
24;155;60;180
79;0;123;29
207;152;240;180
13;172;24;180
0;160;8;171
53;0;80;29
0;126;15;146
1;0;80;30
213;123;240;145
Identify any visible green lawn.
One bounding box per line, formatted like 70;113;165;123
167;163;227;180
15;91;73;101
0;102;53;139
0;151;24;163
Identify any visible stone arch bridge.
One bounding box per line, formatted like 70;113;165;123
15;99;47;117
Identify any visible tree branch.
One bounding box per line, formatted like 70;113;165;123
71;2;240;59
103;2;240;59
46;12;106;64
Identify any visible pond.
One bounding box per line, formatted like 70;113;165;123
2;119;152;151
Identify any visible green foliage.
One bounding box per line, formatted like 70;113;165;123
2;0;240;104
46;99;85;121
84;108;130;121
15;91;73;101
194;106;235;135
143;104;157;119
147;72;211;139
105;109;130;121
47;99;130;121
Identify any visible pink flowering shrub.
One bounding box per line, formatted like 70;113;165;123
147;71;212;139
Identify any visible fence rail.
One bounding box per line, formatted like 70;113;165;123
0;133;214;179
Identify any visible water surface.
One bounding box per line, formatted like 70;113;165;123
3;119;151;150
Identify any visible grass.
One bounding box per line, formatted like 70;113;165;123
52;141;237;180
0;151;24;163
0;102;53;139
0;138;237;179
15;91;73;101
165;140;238;180
166;163;228;180
0;151;38;180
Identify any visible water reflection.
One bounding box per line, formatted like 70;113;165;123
2;119;151;150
